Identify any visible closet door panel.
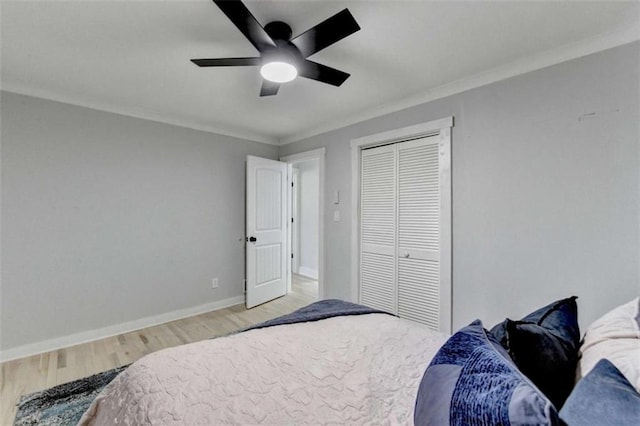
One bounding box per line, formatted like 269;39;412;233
361;252;395;313
397;137;440;328
359;144;396;312
397;138;440;256
398;257;440;328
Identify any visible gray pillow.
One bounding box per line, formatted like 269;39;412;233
560;358;640;426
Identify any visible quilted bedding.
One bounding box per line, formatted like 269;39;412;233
79;313;448;425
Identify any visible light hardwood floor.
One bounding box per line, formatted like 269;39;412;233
0;275;318;425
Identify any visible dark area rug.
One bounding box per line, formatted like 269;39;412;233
14;365;127;426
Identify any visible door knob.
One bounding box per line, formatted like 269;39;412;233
248;236;257;242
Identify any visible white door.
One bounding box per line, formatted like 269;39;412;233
246;155;288;308
359;144;397;314
396;137;442;329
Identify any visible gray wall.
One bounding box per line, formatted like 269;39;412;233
1;92;278;351
280;41;640;332
1;42;638;353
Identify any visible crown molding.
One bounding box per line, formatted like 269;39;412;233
0;83;280;145
279;23;640;146
3;21;638;147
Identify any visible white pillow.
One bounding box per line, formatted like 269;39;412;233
578;297;640;392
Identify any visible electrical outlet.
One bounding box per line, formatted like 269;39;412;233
211;278;219;289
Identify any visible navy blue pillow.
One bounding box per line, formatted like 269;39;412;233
414;320;559;426
489;296;580;348
489;297;580;408
559;359;640;426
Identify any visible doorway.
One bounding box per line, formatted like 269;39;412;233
292;159;319;280
281;148;325;301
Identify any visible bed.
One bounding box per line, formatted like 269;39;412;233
79;301;447;425
79;298;640;426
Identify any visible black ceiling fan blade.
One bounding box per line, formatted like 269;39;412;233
260;80;280;97
213;0;276;52
191;57;261;67
298;60;350;87
291;9;360;58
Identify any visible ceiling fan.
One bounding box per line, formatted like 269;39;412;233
191;0;361;96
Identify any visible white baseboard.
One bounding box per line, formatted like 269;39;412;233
0;295;245;363
298;267;319;280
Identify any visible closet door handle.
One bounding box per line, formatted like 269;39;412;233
247;236;257;242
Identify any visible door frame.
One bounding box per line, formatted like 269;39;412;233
280;148;326;299
291;168;301;275
349;117;453;333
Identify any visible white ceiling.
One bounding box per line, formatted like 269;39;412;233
2;1;639;145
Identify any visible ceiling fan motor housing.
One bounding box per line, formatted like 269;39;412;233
262;44;303;67
264;21;292;41
261;21;302;66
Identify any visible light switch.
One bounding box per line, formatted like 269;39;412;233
333;210;340;222
333;190;340;205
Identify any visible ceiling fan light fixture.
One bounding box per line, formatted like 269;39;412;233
260;61;297;83
191;2;360;96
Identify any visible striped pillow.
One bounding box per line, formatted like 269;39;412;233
414;320;559;426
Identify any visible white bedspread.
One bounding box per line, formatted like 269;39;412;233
79;313;448;425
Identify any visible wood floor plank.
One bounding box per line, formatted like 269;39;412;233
0;276;317;423
45;351;58;388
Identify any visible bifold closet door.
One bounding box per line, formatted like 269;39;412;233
396;137;441;329
359;144;396;313
359;136;442;330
